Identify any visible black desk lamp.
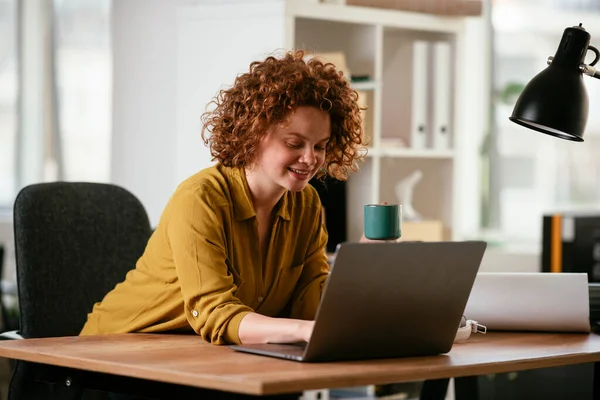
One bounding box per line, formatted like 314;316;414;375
510;24;600;141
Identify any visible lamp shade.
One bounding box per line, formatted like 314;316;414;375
509;25;591;141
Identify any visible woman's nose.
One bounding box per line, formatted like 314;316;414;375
300;148;316;165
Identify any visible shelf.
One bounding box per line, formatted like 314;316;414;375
287;0;465;34
367;146;455;159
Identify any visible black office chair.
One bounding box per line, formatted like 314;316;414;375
8;182;152;400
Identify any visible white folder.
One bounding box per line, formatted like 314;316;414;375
410;40;430;149
431;41;452;150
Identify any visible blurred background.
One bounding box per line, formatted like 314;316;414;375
2;0;600;398
2;0;600;293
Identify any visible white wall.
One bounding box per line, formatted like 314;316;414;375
111;0;286;226
111;0;182;226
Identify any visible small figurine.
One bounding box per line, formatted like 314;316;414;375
395;170;423;221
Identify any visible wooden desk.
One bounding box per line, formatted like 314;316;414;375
0;332;598;396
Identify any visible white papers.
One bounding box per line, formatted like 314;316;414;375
382;38;454;151
464;273;590;333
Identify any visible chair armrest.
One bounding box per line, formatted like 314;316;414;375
0;330;23;340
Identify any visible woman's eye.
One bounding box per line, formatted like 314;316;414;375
315;146;326;151
288;143;303;149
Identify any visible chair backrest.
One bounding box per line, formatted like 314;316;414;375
13;182;152;338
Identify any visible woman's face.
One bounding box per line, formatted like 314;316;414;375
251;106;331;194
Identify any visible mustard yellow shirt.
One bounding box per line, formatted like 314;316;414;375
80;164;329;344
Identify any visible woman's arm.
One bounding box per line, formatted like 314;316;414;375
238;313;314;344
168;186;256;345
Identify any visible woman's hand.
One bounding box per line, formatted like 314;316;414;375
298;320;315;342
239;313;316;344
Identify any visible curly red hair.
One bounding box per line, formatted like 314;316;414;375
201;50;366;180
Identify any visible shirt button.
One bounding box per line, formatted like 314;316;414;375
192;310;199;317
258;296;264;302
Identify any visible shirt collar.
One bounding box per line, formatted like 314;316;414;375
227;166;291;222
228;167;255;221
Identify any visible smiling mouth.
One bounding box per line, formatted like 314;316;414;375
288;167;311;177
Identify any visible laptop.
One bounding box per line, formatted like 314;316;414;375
230;241;487;362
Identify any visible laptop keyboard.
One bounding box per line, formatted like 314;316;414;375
242;342;307;357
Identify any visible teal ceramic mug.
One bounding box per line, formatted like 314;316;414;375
364;204;402;240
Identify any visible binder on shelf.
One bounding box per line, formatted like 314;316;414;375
431;41;452;150
410;40;430;149
382;38;435;150
541;212;600;282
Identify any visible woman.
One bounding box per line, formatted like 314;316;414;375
81;50;365;347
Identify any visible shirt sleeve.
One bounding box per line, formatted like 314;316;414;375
166;186;253;345
288;205;330;320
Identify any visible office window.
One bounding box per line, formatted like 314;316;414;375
484;0;600;245
0;0;112;211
